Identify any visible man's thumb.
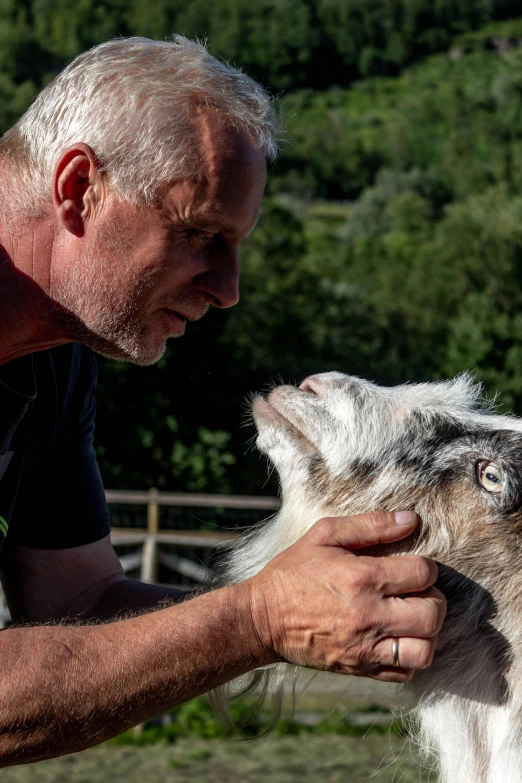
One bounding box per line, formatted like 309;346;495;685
308;510;418;550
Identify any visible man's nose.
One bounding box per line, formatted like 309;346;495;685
193;249;240;309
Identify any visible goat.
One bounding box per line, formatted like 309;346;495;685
214;372;522;783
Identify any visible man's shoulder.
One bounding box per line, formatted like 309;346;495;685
46;342;96;369
40;343;97;386
35;344;98;417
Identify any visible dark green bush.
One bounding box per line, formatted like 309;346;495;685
108;697;403;745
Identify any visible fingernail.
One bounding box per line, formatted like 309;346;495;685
394;510;417;525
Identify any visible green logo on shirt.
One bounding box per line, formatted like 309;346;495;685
0;517;8;537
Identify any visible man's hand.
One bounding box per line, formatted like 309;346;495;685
0;511;444;765
246;511;446;683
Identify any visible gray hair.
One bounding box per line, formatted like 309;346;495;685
1;36;281;215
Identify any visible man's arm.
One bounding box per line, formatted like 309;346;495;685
0;580;263;765
0;511;446;766
0;535;186;624
85;578;187;617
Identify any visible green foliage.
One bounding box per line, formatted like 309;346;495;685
316;0;492;79
109;697;265;744
108;696;401;745
276;48;522;201
95;368;236;493
169;427;236;493
0;0;515;107
3;8;522;494
454;17;522;50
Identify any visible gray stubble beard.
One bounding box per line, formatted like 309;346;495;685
50;239;165;365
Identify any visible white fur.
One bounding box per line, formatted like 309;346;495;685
216;372;522;783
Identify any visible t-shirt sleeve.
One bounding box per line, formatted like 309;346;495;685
9;346;111;549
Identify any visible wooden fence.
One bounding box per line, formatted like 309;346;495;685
0;490;278;628
108;489;279;587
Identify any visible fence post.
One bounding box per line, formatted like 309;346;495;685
141;488;159;583
147;487;159;534
141;536;158;583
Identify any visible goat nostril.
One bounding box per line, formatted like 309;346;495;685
299;377;321;395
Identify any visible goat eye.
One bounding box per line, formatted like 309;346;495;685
476;460;503;494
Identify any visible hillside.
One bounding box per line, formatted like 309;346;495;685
1;8;522;492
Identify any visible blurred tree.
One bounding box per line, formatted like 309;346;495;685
1;6;522;494
0;0;515;100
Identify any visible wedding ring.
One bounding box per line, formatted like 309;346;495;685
392;637;400;668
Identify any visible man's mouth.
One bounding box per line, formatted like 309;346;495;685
160;304;209;322
159;308;188;334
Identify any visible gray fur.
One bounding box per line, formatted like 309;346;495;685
213;372;522;783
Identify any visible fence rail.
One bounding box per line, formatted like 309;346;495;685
105;488;279;510
0;490;277;628
108;489;278;587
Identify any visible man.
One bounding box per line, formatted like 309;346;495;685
0;36;446;764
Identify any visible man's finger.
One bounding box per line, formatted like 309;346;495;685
308;510;418;550
368;555;440;595
379;589;446;637
372;635;438;671
367;667;415;684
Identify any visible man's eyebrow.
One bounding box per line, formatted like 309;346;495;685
193;219;257;239
187;219;231;234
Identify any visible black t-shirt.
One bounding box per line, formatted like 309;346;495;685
0;343;110;555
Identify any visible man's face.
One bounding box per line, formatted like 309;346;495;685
52;114;267;365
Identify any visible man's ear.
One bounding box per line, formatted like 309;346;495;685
53;144;104;238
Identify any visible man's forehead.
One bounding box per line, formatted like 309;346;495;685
197;109;265;171
161;111;266;236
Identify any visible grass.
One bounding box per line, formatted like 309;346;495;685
105;696;406;745
1;680;437;782
1;734;435;783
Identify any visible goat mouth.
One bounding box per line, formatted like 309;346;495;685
252;394;320;457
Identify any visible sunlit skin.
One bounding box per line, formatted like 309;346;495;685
0;105;446;766
0;110;267;366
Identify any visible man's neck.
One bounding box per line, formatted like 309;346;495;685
0;220;70;366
